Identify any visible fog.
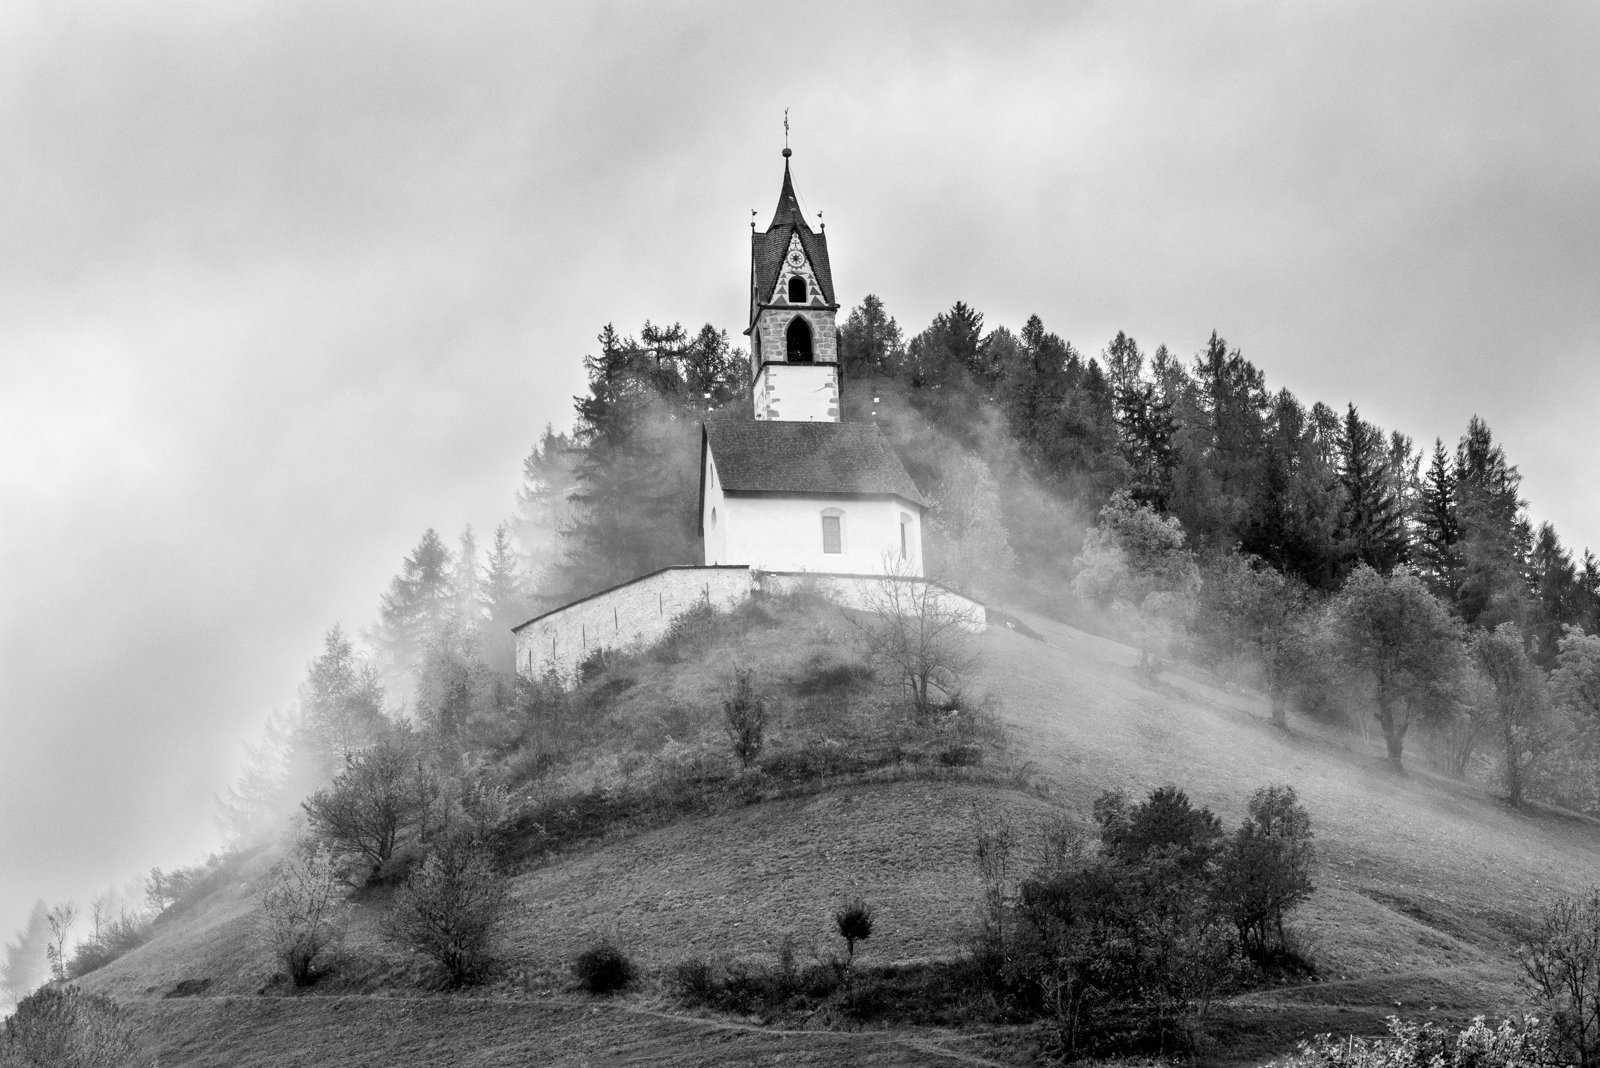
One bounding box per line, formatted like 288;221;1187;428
2;0;1597;959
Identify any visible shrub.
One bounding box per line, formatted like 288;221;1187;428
303;730;437;884
1520;888;1600;1065
1;985;152;1068
573;938;636;995
1269;1015;1553;1067
670;956;717;1003
382;836;511;987
722;667;768;769
577;646;620;683
259;839;349;988
834;898;875;964
66;911;152;978
654;596;719;664
1216;785;1315;962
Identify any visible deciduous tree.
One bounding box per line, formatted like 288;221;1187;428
1325;565;1466;770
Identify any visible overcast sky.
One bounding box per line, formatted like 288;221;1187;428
2;1;1597;946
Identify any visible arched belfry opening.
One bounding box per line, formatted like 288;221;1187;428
787;276;807;303
786;316;813;363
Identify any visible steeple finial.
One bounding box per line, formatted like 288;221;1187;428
782;108;791;159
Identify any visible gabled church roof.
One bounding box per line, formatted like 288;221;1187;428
700;419;924;533
750;161;835;325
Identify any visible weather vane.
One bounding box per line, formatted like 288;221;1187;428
784;108;789;149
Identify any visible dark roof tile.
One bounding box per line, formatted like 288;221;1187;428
703;420;924;507
749;162;834;325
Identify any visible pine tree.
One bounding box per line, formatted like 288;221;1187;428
561;323;728;595
1414;438;1461;600
451;525;484;632
1336;404;1408;574
1240;389;1341;587
480;523;531;674
837;294;906;421
1107;333;1178;514
1528;523;1578;665
301;625;387;770
1179;332;1269;552
1454;416;1528;629
372;529;456;694
1;902;51;1009
513;424;580;604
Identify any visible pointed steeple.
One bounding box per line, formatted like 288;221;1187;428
770;152;808;230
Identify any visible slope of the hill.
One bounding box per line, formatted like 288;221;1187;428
78;605;1600;1066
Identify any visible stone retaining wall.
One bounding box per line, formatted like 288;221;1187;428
513;566;754;681
514;566;986;682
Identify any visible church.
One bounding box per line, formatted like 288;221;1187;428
513;149;982;681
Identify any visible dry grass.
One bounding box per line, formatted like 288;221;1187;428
74;601;1600;1066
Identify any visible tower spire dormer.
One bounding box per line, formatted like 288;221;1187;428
745;147;841;422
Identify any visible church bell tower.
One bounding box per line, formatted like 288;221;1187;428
746;148;840;422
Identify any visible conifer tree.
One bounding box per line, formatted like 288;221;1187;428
513;425;579;603
451;525;484;633
837;294;906;420
301;625;388;772
1414;438;1461;599
1107;333;1178;513
372;529;456;693
480;523;531;674
1335;404;1409;574
1241;389;1341;587
563;324;698;594
1454;416;1528;628
1;902;51;1010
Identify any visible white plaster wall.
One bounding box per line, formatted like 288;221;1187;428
720;494;922;576
514;566;753;681
702;451;728;565
753;361;839;422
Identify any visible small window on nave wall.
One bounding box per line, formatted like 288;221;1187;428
821;508;844;554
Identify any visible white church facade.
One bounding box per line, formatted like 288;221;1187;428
513;150;982;681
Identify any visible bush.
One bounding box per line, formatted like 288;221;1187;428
670;956;717;1003
1269;1015;1553;1067
1;985;152;1067
259;839;349;988
1520;888;1600;1065
792;654;874;697
573;938;636;995
992;786;1282;1056
382;836;511;987
654;596;719;664
722;667;768;769
834;898;875;964
1216;786;1316;963
303;730;437;885
66;913;152;978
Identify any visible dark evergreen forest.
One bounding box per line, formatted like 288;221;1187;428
213;296;1600;841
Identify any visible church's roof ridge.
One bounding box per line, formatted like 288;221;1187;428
702;419;924;508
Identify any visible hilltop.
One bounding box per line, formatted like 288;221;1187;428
64;595;1600;1067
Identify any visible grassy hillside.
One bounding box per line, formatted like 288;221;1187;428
75;601;1600;1066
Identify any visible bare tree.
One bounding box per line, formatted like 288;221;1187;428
44;903;76;984
259;839;349;988
851;554;981;717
